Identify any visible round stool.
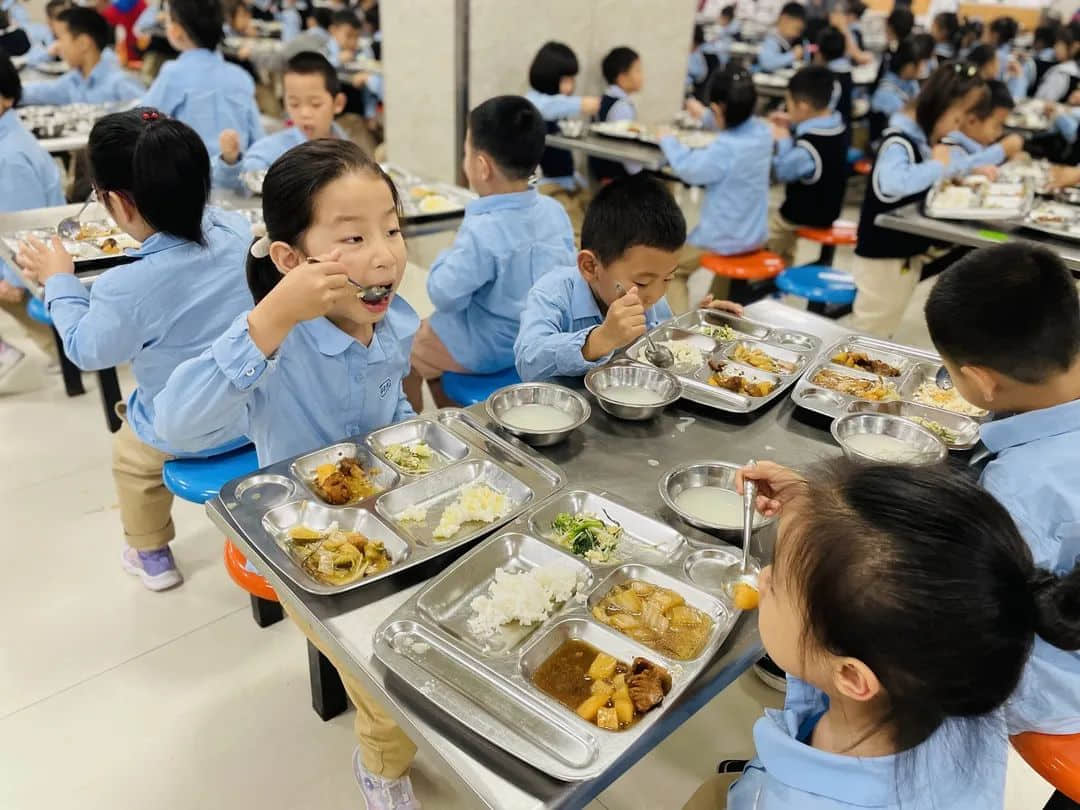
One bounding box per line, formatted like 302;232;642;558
796;220;857;264
846;146;864;166
700;250;785;305
776;264;856;317
1012;732;1080;805
26;296;50;325
854;158;872;176
442;366;521;406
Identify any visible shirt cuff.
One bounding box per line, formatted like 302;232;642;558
211;313;275;391
557;328;611;376
44;273;89;306
775;136;793;156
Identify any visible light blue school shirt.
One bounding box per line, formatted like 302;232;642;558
687;45;708;88
773;112;843;184
279;7;302;42
874;113;954;199
43;208;253;454
133;5;160;37
981;398;1080;735
154;297;419;467
1054;110;1079;145
0;108;65;288
757;30;798;73
211;122;347;191
940;129;1006;172
524;88;585;192
514;264;672;382
2;0;28;29
20;50;145;106
870;71;918;119
660;116;771;255
428;189;574;374
140;48;264;153
600;84;642;175
728;677;1009;809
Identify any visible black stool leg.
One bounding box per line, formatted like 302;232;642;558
250;594;283;628
51;327;84;397
1045;790;1080;810
816;244;836;265
308;640;348;721
97;367;122;433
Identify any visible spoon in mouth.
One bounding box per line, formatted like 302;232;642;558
306;258;392;302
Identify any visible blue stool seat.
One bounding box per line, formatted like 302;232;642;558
846;146;864;166
26;296;51;326
441;367;521;406
163;444;259;505
777;264;856;306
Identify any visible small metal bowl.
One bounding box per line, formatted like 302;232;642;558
241;170;267;195
556;119;586;138
486;382;591;447
831;413;948;466
659;460;777;539
584;364;681;421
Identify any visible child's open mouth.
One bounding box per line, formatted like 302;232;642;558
351;283;393;309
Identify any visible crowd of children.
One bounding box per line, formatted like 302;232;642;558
3;1;1080;808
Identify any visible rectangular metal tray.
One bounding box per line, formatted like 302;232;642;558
790;335;988;450
214;409;565;596
622;310;821;414
1021;200;1080;244
923;177;1033;221
0;224;140;271
374;489;745;781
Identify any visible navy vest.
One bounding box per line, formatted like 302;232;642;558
539;119;575;182
780;122;849;228
589;93;630;183
855;129;934;259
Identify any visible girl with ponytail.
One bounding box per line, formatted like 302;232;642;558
16;107;252;593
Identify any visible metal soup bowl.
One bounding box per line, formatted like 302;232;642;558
831;413;948;466
584;364;681;421
659;461;777;539
486;382;591;447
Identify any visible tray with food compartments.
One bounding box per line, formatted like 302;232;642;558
16;102;113;139
212;409;565;596
374;487;747;780
621;309;821;415
1022;199;1080;243
0;223;140;272
924;174;1034;221
790;335;989;450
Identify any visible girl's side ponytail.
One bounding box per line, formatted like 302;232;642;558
1030;567;1080;651
245;228;281;304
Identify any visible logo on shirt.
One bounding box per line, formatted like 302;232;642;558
379;377;392;398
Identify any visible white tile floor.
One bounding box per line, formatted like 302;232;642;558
0;222;1058;810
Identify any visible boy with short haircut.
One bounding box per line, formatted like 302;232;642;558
590;46;644;183
515;175;741;382
405;95;575;408
22;0;68;66
19;7;144;106
139;0;263;153
328;10;362;65
815;25;852;125
756;2;806;73
941;79;1025;171
215;52;346;191
766;66;848;267
924;243;1080;737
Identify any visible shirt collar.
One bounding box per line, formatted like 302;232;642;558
794;111;843;135
300;316;356;356
569;270;603;321
84;53;114;85
465;188;535;216
981;398;1080;453
176;48;221;65
605;84;628;100
1037;48;1056;60
128;211;215;257
887;112;927;147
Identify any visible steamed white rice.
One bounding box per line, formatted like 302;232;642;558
468;563;582;637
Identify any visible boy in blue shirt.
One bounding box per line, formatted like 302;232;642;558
756;2;806;73
139;0;263;153
515;174;740;382
20;7;144;106
941;79;1025;172
214;52;346;191
406;95;575;408
590;46;643;182
925;244;1080;738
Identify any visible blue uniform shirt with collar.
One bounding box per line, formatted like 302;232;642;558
940;129;1006;172
43;207;253;455
154;297;419;467
20;50;145;106
728;677;1009;809
212;122;348;191
427;189;575;374
524;89;586;192
870;71;919;119
980;399;1080;735
140;48;264;153
660;117;771;255
874;112;960;199
773;111;842;183
757;30;798;72
514;265;672;382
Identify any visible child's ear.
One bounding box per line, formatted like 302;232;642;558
960;364;999;403
831;656;883;703
578;250;601;281
268;241;301;274
333;92;347;115
710;102;725;125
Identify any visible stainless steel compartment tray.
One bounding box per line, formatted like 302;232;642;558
374;490;744;781
214;409;565;595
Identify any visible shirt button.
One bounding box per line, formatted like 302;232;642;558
245;368;255;377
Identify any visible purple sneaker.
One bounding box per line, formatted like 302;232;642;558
121;546;183;591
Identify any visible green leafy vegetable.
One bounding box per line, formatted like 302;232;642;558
549;512;622;562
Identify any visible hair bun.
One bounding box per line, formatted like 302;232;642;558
1031;567;1080;652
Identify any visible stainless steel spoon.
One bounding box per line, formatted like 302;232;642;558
56;191;96;240
613;282;674;369
305;257;392;302
935;365;954;390
724;459;760;599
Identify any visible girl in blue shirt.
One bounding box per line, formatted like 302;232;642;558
681;460;1080;810
16;109;252;592
869;37;924;142
154;139;421;810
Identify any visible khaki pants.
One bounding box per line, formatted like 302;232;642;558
766;208;800;269
287;606;417;778
670;244;731;316
537;183;589;241
0;296;57;361
849;254;923;338
681;772;740;810
112;408;175;551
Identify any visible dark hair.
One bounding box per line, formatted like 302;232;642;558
974;78;1015;115
601;46;639;85
0;50;21;106
1055;27;1075;50
911;32;935;62
926;244;1080;383
967;43;997;70
889;37;922;74
45;0;71;19
693;23;706;48
720;4;735;21
88;108;210;245
780;459;1080;753
365;2;378;31
1034;24;1061;50
817;25;846;62
581;175;685;266
310;6;331;29
330;9;360;29
284;50;340;95
247;139;402;303
960;20;984;47
779;1;805;21
913;62;985;135
528;41;578;95
167;0;224;50
989;16;1018;46
843;0;866;17
886;7;914;40
468;95;545;180
223;0;248;23
56;7;111;52
706;64;756;128
788;65;835;109
933;11;959;41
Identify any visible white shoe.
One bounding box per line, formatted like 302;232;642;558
0;340;44;394
353;748;421;810
121;546;183;591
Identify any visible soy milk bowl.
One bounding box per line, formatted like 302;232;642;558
584;364;680;421
659;461;777;541
831;413;947;466
486;383;591;447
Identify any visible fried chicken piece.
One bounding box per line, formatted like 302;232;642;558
338;457;365;478
318;471;352;505
626;658;672;713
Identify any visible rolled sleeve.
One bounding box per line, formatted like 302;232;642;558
212;154;244;191
875;141;944;198
211;316;274;390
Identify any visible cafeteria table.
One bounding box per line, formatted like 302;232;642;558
544;133;671;173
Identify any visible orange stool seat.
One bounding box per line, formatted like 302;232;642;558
1012;732;1080;803
796;220;857;246
700;250;785;282
224;539;279;603
854;158;872;176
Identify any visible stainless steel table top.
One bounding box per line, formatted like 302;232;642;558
544;134;670;173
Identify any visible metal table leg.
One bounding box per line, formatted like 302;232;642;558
308;640;349;721
51;327;84;397
96;367;122;432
